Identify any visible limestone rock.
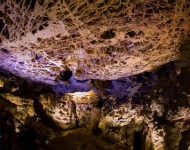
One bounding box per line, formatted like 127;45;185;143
0;77;4;87
0;0;189;84
1;93;33;106
39;92;98;129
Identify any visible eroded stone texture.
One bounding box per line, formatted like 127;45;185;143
39;92;98;129
0;39;190;150
0;0;190;149
0;0;189;84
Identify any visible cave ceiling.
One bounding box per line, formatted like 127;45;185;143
0;0;189;88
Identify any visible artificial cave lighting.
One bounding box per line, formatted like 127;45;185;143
65;90;98;104
67;90;95;97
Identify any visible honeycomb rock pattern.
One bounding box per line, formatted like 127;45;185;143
0;0;190;84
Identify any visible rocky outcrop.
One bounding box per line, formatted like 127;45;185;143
38;92;98;129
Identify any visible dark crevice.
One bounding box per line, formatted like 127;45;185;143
90;40;97;44
92;122;102;136
2;27;9;39
87;0;94;3
33;96;59;129
42;16;50;22
43;22;49;27
0;19;5;31
71;101;79;128
0;19;9;39
0;110;17;149
127;31;136;38
133;131;142;150
0;0;7;4
77;3;87;11
166;19;172;24
168;0;176;4
87;18;100;26
39;25;44;31
91;79;112;89
64;18;73;24
47;0;56;9
38;23;48;31
146;9;153;13
0;48;10;54
32;30;37;34
37;0;44;6
179;130;190;150
71;33;80;38
59;69;72;81
88;11;96;18
25;0;36;10
100;29;115;39
97;3;105;8
0;11;5;17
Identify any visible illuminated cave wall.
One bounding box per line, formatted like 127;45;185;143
0;63;190;150
0;0;190;84
0;0;190;150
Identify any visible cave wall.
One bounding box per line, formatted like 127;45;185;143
0;62;190;150
0;0;190;149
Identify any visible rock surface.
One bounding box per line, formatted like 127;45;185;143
0;0;189;84
0;0;190;150
0;62;190;149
